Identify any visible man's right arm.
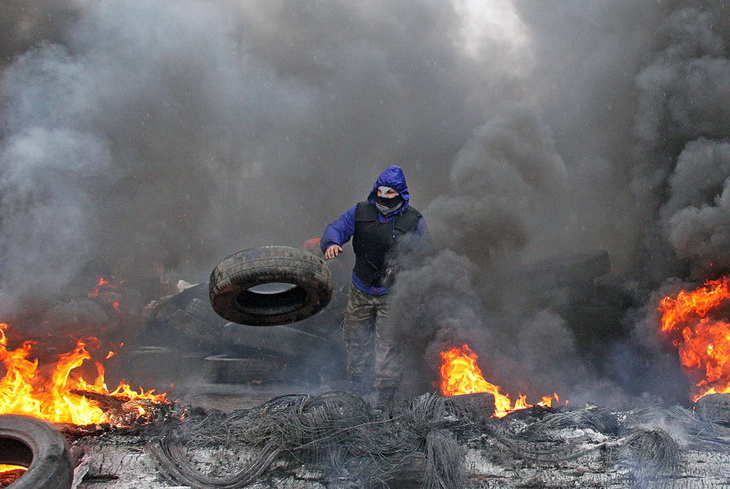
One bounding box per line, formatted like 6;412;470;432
320;205;357;258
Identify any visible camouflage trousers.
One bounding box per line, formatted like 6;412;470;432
341;285;400;389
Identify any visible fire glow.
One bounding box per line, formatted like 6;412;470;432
88;276;123;310
438;344;561;418
0;323;167;426
0;464;26;487
659;277;730;401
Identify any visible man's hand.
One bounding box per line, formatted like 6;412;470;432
324;245;343;260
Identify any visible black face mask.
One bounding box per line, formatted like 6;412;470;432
376;194;404;209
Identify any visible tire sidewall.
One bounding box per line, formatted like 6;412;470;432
209;246;333;326
0;414;73;489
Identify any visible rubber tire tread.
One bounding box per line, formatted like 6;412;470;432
209;246;333;326
0;414;73;489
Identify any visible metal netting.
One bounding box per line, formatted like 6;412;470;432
146;392;730;488
148;392;471;489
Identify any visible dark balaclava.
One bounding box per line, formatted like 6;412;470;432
375;186;404;215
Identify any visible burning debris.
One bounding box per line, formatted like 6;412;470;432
0;322;169;427
439;344;563;418
659;277;730;401
2;268;730;487
2;247;730;488
87;277;124;312
61;391;730;489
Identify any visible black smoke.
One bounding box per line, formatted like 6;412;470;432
1;0;729;406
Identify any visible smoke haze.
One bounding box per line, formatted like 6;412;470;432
2;0;730;406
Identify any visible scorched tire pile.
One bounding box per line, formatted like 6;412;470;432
209;245;333;326
0;414;73;489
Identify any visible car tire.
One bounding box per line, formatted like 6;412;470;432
0;414;73;489
209;246;333;326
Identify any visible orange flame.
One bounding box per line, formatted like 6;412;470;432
438;344;564;417
88;277;123;311
659;277;730;401
0;323;167;425
88;277;121;297
0;464;26;484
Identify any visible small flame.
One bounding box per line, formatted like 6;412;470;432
0;323;167;425
538;393;561;408
88;277;123;311
438;344;564;417
88;277;122;297
659;277;730;401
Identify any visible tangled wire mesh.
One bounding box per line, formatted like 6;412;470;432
148;392;478;488
147;392;705;488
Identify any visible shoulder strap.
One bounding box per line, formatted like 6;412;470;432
393;206;422;232
355;201;378;221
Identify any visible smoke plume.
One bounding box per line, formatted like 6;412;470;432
2;0;730;405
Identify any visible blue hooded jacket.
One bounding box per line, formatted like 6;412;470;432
320;165;427;295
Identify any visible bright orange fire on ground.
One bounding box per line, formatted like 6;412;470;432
0;323;167;425
438;344;561;418
659;277;730;401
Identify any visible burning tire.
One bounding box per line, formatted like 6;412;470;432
209;246;333;326
0;414;73;489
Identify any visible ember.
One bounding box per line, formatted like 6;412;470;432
438;344;562;417
88;276;124;310
0;323;168;426
0;464;26;487
659;277;730;401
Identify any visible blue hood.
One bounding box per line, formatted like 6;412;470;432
367;165;410;209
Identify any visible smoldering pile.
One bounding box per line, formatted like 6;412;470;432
118;391;730;489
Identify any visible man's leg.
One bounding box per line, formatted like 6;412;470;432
373;295;400;404
340;286;376;391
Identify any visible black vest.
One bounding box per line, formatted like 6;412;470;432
352;201;422;287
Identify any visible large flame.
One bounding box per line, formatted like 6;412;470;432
438;344;560;418
659;277;730;401
0;323;167;425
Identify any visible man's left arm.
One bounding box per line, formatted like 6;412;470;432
415;217;428;236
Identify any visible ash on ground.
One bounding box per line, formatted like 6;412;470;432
70;391;730;489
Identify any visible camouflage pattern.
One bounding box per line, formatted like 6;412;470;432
340;286;400;389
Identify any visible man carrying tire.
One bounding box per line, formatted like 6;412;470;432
321;165;428;406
